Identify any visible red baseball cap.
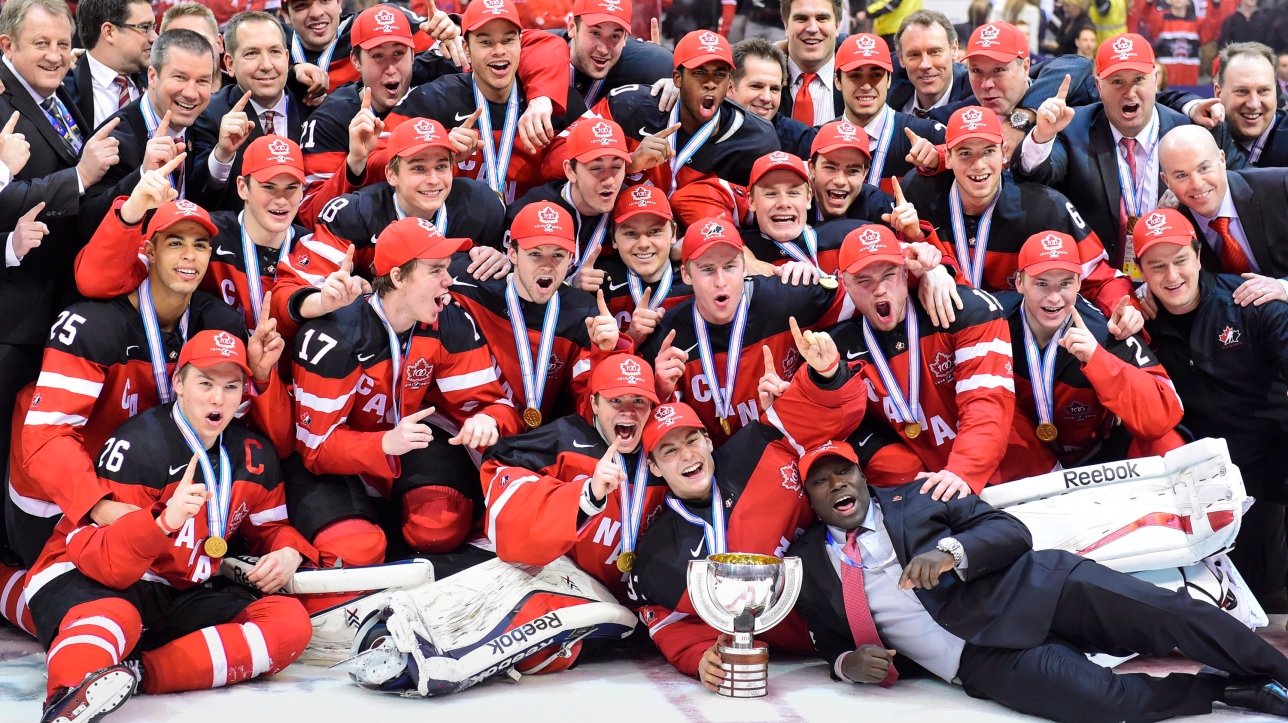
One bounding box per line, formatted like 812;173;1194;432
389;118;455;159
1096;33;1155;79
838;224;904;274
146;199;218;239
673;29;733;70
749;150;810;187
798;440;859;482
836;33;892;73
642;402;706;453
964;22;1029;63
566;118;633;164
510;202;577;252
681;216;743;263
462;0;522;33
1131;208;1197;259
351;5;416;49
946;105;1003;148
177;329;252;378
573;0;631;31
241;135;306;184
613;184;673;223
374;216;471;275
590;354;659;404
811;119;872;160
1018;231;1083;277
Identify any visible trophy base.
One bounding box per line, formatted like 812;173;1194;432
715;635;769;698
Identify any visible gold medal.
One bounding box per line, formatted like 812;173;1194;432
617;551;636;573
1036;422;1059;443
204;536;228;558
719;417;731;435
904;422;922;439
1126;215;1139;235
523;407;543;428
819;276;839;290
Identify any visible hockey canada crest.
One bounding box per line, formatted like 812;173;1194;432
856;34;879;55
535;205;563;232
1062;400;1095;421
959;107;985;130
212;331;238;355
781;347;801;380
373;8;397;32
629;186;653;207
618;357;643;384
976;24;1000;46
700;220;725;239
405;358;434;389
653;405;679;427
697;31;721;53
1039;233;1066;258
1218;325;1241;347
929;351;956;384
481;0;507;14
1141;211;1169;237
591;121;616;145
768;151;791;164
174;199;200;216
779;463;801;494
546;353;565;376
857;226;883;251
414;119;438;141
267;138;293;163
835;120;859;141
1111;35;1136;60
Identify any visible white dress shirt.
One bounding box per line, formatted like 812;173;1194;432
788;55;838;127
208;92;289;185
85;51;139;129
827;502;967;685
900;73;954;116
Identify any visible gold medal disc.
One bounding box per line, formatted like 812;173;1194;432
904;422;922;439
819;276;839;290
617;551;636;573
204;536;228;558
523;407;543;428
719;417;732;435
1126;215;1139;235
1036;422;1059;443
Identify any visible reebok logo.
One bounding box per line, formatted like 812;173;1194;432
485;612;564;655
1063;461;1139;489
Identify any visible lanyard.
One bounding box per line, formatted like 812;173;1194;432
1115;122;1160;220
1020;309;1071;429
368;294;415;423
826;528;866;569
138;278;190;404
170;403;232;543
665;483;727;557
628;265;672;309
290;25;339;69
692;291;750;423
617;451;650;558
865;106;896;186
861;312;920;428
769;226;834;278
668;103;720;192
474;79;520;198
949;180;1000;288
141;100;184;198
560;183;610;269
505;274;561;413
392;195;448;233
238;212;294;326
1248;123;1273;165
569;63;606;109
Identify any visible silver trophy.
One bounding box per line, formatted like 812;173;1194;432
687;553;804;698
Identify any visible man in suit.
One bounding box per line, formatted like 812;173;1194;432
887;10;971;118
779;0;844;127
64;0;153;130
730;38;816;159
81;28;215;237
0;0;120;546
1215;42;1288;169
771;439;1288;721
1159;126;1288;308
1015;32;1247;284
190;12;304;212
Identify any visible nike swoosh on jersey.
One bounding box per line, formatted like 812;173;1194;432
681;342;699;354
452;277;479;288
846;350;868;359
169;464;188;475
609;281;629;291
216;248;236;257
573;441;595;449
357;353;376;362
125;345;138;354
455;112;473;121
690;539;705;557
857;433;874;447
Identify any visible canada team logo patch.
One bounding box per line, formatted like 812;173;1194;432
856;34;879;56
1110;35;1136;61
976;24;1001;47
414;119;439;142
959;107;986;130
535;205;563;232
653;405;679;427
697;31;722;53
1218;325;1241;347
1141;211;1169;236
779;463;801;494
834;120;860;142
857;226;884;251
700;220;726;240
767;151;791;164
929;351;956;384
591;121;616;146
405;358;434;389
1062;400;1096;421
174;199;201;216
212;331;238;356
629;186;654;207
481;0;507;14
267;138;294;163
619;356;643;384
373;8;397;32
1038;233;1067;258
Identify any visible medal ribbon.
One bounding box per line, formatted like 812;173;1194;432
949;180;1000;288
368;295;415;423
393;195;448;233
771;226;835;281
861;312;921;428
569;64;606;109
560;182;610;269
667;103;720;192
865;106;896;186
1248;123;1272;165
664;481;727;556
692;291;750;422
1020;309;1072;431
505;274;560;413
141;99;185;198
170;403;232;546
238;212;295;326
616;451;650;558
474;79;520;198
1115;120;1160;221
290;25;339;70
628;265;672;309
138;278;190;404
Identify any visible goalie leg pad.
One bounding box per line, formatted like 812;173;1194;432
401;486;473;554
314;518;387;568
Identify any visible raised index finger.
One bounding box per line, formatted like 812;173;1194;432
408;405;437;423
651;17;660;45
658;123;682;139
904;126;922;143
1;111;19;135
181;452;201;484
459;107;482;130
341;244;355;273
361;87;372;111
635;286;653;309
762;344;774;374
789;316;804;346
891;176;905;206
20;201;45;221
659;328;675;352
155;111;171;138
603;437;621;460
232;90;252;113
1070;307;1087;330
1056;74;1071;101
597;289;611;317
158;151;187;175
93;116;121;140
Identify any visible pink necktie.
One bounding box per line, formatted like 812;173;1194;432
1114;136;1140;269
840;529;898;687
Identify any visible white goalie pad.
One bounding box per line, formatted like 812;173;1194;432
218;556;435;595
328;556;637;697
979;438;1248;573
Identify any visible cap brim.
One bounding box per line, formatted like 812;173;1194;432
593;382;659;404
1097;60;1155;79
615;206;672;224
799;446;858;482
424;237;474;258
356;35;416;49
645;419;705;452
677;53;733;70
513;234;577;252
812;142;872;160
947;130;1004;148
184;355;253;378
837;58;893;72
683;238;742;262
573;147;633;164
150;215;219;239
964;47;1024;63
578;12;630;30
1022;259;1083;277
842;251;905;274
247;163;307;184
393;139;456;159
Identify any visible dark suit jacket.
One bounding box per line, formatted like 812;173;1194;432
188;84;306;212
61;59;146;132
1247;110;1288;169
0;61;89;346
1181;168;1288;279
1012;102;1247;260
788;482;1084;673
778;76;845;125
887;62;972;114
80;98;198;238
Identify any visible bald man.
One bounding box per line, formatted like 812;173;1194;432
1158;125;1288;309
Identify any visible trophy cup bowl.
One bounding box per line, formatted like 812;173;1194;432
687;553;803;698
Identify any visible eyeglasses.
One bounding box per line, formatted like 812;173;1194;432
116;21;157;36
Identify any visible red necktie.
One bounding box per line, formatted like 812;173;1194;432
1209;217;1252;274
1114;137;1140;269
260;110;276;136
793;73;817;126
840;529;898;688
112;75;131;109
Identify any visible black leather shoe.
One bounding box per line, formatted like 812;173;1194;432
40;664;138;723
1222;677;1288;717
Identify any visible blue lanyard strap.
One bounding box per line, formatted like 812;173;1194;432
628;265;672;309
948;180;1000;288
474;79;520;198
1115;121;1160;220
617;451;650;556
368;294;415;423
237;212;293;327
861;311;920;427
668;103;720;191
569;63;606;108
170;403;232;541
865;106;896;186
505;275;561;412
1019;309;1071;428
692;291;750;421
138;279;190;404
560;183;610;270
665;482;726;556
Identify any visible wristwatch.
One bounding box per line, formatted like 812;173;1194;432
936;537;965;567
1009;110;1036;134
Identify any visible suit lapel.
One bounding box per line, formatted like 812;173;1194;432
75;64;95;128
1089;110;1122;217
870;486;911;567
0;63;78;167
1229;173;1273;272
